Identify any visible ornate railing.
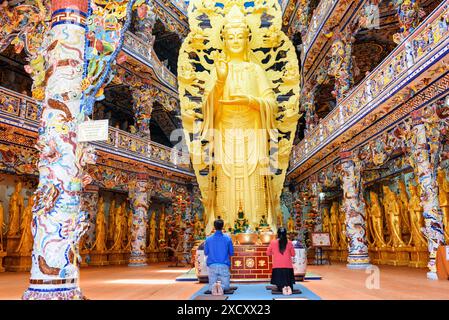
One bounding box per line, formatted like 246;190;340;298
0;86;192;173
303;0;338;56
167;0;188;13
123;31;178;90
290;2;449;170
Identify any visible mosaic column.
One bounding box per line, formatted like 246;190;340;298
22;0;90;300
410;110;445;280
303;86;318;134
310;181;323;232
132;86;153;139
128;173;150;266
80;185;100;248
340;151;371;269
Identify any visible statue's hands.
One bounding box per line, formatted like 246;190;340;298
219;95;259;110
219;94;249;106
215;57;228;85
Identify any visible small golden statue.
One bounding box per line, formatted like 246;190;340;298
158;210;166;244
193;214;205;239
408;184;427;248
437;169;449;243
330;202;339;247
147;212;157;251
368;191;387;248
92;197;107;252
110;202;125;251
16;196;34;254
287;215;295;234
383;186;405;247
398;179;411;234
107;198;116;241
7;181;25;237
322;207;330;233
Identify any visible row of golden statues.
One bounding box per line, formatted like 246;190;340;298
323;171;449;253
0;181;209;259
0;182;34;255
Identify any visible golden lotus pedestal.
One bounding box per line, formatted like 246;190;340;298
89;250;109;266
0;251;6;272
108;250;127;265
4;252;31;272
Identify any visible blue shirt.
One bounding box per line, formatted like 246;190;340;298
204;231;234;267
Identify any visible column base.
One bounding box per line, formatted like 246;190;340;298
427;271;439;280
128;254;147;267
347;253;371;269
22;286;86;300
128;262;148;267
347;263;372;270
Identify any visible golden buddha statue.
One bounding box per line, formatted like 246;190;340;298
179;1;300;233
277;213;283;228
92;197;107;252
193;214;204;239
158;211;166;244
322;207;330;233
7;182;24;237
437;169;449;243
338;205;347;249
397;179;411;234
287;215;295;234
408;184;427;248
110;202;125;250
16;196;34;254
147;212;157;251
382;186;405;247
330;202;339;247
369;191;387;248
107;198;116;241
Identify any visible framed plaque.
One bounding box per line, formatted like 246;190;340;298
311;232;331;247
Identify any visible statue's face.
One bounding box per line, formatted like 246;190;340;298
224;27;248;56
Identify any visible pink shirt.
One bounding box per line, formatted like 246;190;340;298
266;239;295;269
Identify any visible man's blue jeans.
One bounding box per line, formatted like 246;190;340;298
208;263;231;291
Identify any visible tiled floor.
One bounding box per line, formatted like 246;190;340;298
0;262;448;300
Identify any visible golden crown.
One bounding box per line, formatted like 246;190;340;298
223;5;249;33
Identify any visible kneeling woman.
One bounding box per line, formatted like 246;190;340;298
266;227;296;295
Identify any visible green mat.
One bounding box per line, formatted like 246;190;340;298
176;269;322;281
